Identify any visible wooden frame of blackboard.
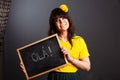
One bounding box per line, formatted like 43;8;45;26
17;34;68;80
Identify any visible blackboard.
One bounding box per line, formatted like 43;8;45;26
17;34;68;80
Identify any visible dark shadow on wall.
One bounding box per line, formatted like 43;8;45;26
0;0;11;80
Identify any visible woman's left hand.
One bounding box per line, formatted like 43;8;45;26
61;47;73;62
61;47;91;71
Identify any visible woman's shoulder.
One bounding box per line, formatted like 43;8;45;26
72;34;84;40
72;34;86;44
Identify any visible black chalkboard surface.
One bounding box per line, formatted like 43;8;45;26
17;34;68;80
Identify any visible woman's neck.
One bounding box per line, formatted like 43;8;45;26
59;32;68;41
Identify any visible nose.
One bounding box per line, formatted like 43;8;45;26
60;18;66;25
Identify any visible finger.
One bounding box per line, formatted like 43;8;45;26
61;47;65;52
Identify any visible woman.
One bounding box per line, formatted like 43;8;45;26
20;6;91;80
47;7;91;80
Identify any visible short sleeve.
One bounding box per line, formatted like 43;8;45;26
78;37;90;59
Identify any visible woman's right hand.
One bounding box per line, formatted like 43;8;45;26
20;62;26;73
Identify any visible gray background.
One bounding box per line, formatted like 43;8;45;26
4;0;120;80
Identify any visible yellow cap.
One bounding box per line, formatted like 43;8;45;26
59;4;69;12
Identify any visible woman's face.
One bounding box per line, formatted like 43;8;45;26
55;17;69;32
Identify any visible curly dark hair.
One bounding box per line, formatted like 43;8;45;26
48;8;75;46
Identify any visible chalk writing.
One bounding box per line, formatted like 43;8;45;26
31;45;53;62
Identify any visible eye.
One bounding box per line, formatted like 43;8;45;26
55;20;59;23
55;18;58;22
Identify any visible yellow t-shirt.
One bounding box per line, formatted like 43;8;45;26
55;35;90;72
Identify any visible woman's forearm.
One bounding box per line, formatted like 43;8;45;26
70;57;91;71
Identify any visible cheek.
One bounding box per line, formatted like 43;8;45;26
65;21;69;28
65;20;69;26
66;22;69;27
